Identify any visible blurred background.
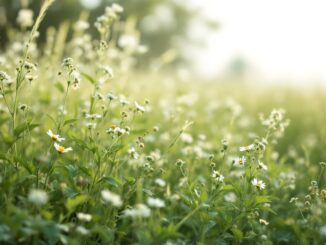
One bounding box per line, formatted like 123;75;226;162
1;0;326;86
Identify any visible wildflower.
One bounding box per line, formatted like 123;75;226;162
71;70;81;89
86;122;96;129
74;20;90;31
289;197;298;203
320;189;326;199
252;178;266;190
0;71;12;85
101;66;114;78
135;102;145;113
180;133;193;144
147;197;165;208
224;192;236;202
112;3;124;13
235;156;246;167
85;113;102;120
17;9;34;28
47;129;65;142
76;226;90;236
106;92;117;101
259;219;269;225
106;125;128;136
123;204;151;218
77;213;92;222
28;189;48;205
101;190;122;207
155;178;166;187
239;144;255;152
128;147;139;159
54;143;73;154
19;104;28;111
211;170;224;183
258;160;268;171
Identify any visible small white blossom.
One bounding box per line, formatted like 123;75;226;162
128;147;139;159
77;213;92;222
85;113;102;120
47;129;65;142
258;160;268;171
147;197;165;208
28;189;48;205
135;102;145;113
211;170;224;183
76;226;90;235
123;204;151;218
101;190;122;207
259;219;269;225
252;178;266;190
17;9;34;28
235;156;246;167
239;144;255;152
154;178;166;187
54;143;73;154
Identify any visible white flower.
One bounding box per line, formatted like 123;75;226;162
258;160;268;171
112;3;124;13
252;178;266;190
74;20;90;31
147;197;165;208
0;71;12;85
259;218;269;225
86;122;96;129
17;9;34;28
128;147;139;159
154;178;166;187
123;204;151;218
76;226;90;235
106;125;128;136
211;170;224;183
77;212;92;222
235;156;246;167
47;129;65;142
85;113;102;120
135;102;145;113
224;192;236;203
239;144;255;152
28;189;48;205
101;190;122;207
54;143;73;154
180;133;193;144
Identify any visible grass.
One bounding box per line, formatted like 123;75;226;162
0;2;325;244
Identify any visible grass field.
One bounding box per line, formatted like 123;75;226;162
0;1;326;244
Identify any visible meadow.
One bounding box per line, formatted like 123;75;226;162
0;1;326;244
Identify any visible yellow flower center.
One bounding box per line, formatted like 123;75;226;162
58;146;65;153
111;124;117;129
51;135;58;141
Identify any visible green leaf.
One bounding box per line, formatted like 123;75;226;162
55;82;65;93
81;72;96;85
66;195;89;211
255;195;271;205
231;227;243;240
98;176;122;188
222;184;234;191
63;118;77;126
14;122;39;137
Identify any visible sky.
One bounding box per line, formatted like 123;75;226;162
189;0;326;84
81;0;326;84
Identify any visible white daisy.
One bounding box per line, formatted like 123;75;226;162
47;129;65;142
54;143;73;154
251;178;266;190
